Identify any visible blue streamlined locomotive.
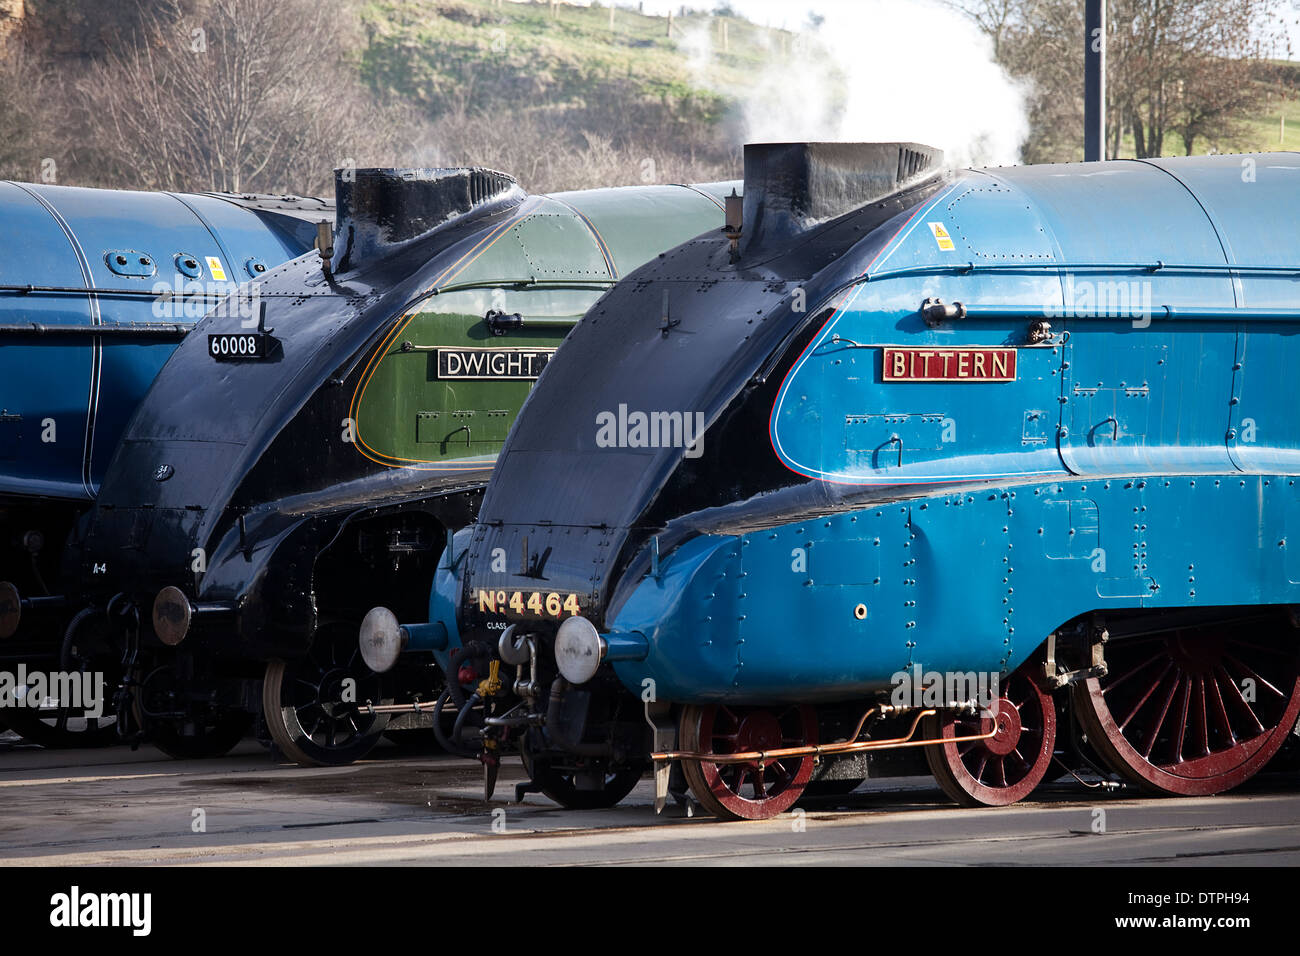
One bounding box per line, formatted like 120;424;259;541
0;181;327;746
388;142;1300;819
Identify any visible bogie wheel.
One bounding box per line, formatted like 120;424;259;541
4;609;122;749
1072;621;1300;795
133;663;252;759
148;709;253;759
263;629;391;767
924;660;1057;807
1;706;119;749
519;732;645;809
679;703;818;820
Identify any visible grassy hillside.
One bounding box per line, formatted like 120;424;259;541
350;0;810;189
1239;63;1300;152
1109;61;1300;158
358;1;787;128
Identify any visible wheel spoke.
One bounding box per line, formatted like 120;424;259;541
1230;639;1294;658
1103;652;1164;695
1223;652;1286;700
1170;675;1190;764
1115;661;1173;731
1204;669;1237;745
1139;671;1179;759
1193;676;1210;757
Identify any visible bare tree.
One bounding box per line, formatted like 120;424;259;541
952;0;1294;161
0;37;48;180
1109;0;1280;157
414;104;737;194
70;0;417;194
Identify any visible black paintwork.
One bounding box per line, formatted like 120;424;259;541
463;144;949;630
332;167;520;271
70;170;529;658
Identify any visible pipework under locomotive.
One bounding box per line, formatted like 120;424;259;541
368;141;1300;819
49;167;731;765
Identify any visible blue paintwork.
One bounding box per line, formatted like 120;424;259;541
711;154;1300;700
402;621;449;653
770;156;1298;486
608;474;1300;702
430;152;1300;705
0;182;316;502
429;528;471;676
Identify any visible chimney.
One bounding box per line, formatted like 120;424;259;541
332;167;524;273
738;142;943;257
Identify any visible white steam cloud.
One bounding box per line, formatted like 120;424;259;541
659;0;1029;167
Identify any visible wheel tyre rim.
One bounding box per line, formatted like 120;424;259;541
133;664;251;758
1073;627;1300;795
925;666;1056;807
263;638;389;767
680;703;817;820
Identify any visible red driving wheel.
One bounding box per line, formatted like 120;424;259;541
1073;622;1300;795
679;703;818;820
925;660;1057;807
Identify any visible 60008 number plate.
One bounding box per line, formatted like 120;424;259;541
208;333;269;360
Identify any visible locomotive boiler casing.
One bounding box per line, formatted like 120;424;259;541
0;183;327;503
72;168;732;670
449;144;1300;708
0;181;328;653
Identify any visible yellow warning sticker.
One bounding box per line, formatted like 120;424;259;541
927;221;955;252
205;256;227;281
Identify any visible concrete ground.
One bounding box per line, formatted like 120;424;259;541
1;731;1297;866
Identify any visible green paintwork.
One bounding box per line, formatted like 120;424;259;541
353;184;730;469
